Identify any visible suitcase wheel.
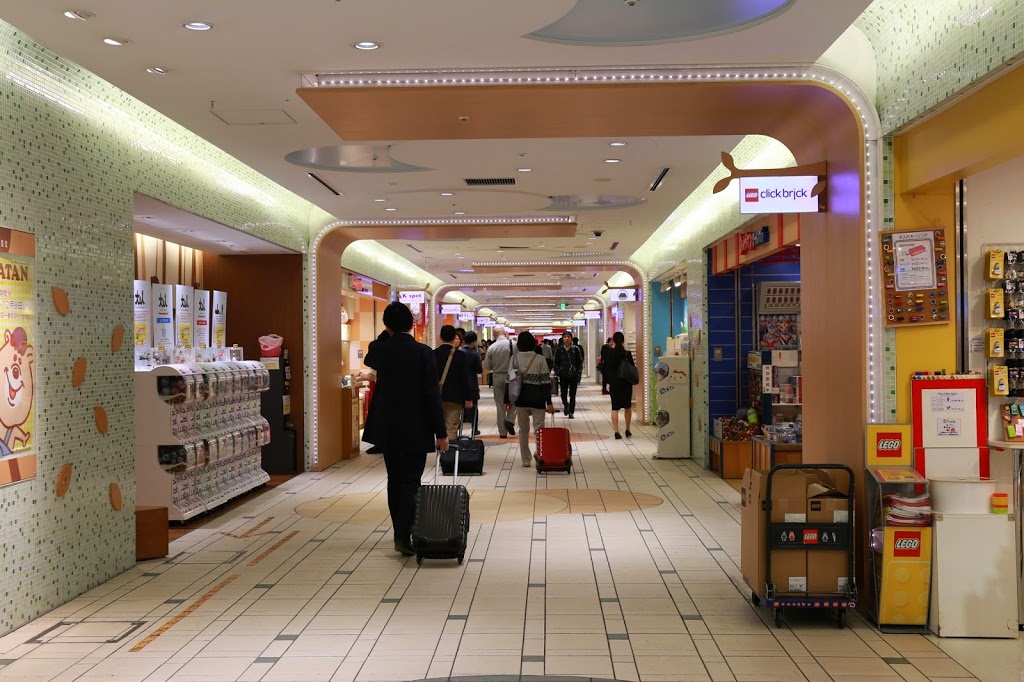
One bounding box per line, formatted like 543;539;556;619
458;554;464;565
416;555;424;565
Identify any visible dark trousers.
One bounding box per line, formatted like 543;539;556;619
560;376;579;414
382;449;427;544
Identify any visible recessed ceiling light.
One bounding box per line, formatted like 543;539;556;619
373;198;386;202
183;21;213;31
609;141;627;147
353;41;380;50
63;10;94;20
385;207;397;212
102;37;131;46
182;230;196;234
440;192;454;196
518;168;532;172
604;159;621;164
454;211;466;215
146;66;170;75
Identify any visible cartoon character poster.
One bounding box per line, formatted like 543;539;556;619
0;227;36;486
758;313;800;350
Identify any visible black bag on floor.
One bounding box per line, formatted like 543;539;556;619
440;409;484;475
551;373;559;396
412;450;470;565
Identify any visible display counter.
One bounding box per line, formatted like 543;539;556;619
709;436;751;478
752;436;802;469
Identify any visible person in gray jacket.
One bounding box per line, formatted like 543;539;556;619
481;326;516;438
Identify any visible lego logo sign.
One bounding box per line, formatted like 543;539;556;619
802;529;818;545
876;432;903;458
744;188;759;202
893;532;922;557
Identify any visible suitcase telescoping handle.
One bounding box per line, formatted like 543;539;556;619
457;405;478;440
435;443;459;484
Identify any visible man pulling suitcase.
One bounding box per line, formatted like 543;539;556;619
363;302;449;557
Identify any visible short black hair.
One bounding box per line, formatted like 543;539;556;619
440;325;457;342
464;331;478;345
382;301;414;333
517;331;537;352
613;331;625;345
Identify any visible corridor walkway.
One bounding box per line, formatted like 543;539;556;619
0;385;997;681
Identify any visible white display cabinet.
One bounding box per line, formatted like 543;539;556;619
135;361;272;521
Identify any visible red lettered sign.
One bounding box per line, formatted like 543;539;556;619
803;529;819;545
893;531;922;557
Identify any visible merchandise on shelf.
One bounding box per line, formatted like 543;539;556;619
136;361;272;521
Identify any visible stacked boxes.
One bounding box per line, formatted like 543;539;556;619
742;468;852;596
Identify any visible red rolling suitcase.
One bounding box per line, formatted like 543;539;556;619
536;412;572;474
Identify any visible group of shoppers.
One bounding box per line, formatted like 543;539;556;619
362;301;636;555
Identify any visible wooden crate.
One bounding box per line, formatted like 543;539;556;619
753;436;802;469
710;436;753;479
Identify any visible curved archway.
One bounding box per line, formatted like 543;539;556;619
305;66;883;546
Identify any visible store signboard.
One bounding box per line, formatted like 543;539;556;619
133;280;151;349
584;310;601;319
739;176;821;214
174;284;194;348
738;225;772;255
571;319;586;327
398;290;425;305
458;312;475;322
152;284;174;350
193;289;211;349
351;276;372;295
440;304;461;316
477;318;495;327
0;228;36;487
608;288;638;302
865;423;913;467
212;291;227;348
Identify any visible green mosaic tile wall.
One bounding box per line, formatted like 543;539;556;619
0;22;341;633
632;136;795;465
857;0;1024;133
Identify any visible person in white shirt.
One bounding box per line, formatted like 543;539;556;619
481;326;516;438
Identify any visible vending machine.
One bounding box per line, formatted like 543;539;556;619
653;355;691;459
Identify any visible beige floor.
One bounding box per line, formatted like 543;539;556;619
0;384;1014;681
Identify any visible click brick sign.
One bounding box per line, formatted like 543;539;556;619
739;176;822;214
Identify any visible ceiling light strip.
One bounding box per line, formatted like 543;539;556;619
329;215;573;227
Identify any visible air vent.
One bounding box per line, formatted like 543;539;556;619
407;244;423;254
610;241;620;251
513;274;534;277
497;245;531;250
464;178;517;186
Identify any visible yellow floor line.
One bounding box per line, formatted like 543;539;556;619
247;530;300;566
130;574;238;652
223;516;275;539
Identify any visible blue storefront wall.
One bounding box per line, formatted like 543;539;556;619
706;251;800;424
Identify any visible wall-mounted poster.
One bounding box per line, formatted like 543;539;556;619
0;227;36;487
174;284;194;348
880;229;949;328
193;289;210;349
152;284;174;350
212;290;227;348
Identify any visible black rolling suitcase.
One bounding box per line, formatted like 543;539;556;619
412;449;470;565
440;409;484;475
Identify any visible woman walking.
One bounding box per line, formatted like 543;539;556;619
511;332;556;466
603;331;636;439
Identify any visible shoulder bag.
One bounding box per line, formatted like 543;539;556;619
507;353;538;405
618;352;640;385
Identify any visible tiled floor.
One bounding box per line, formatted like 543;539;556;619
0;384;1016;681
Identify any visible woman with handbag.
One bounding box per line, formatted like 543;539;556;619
604;331;638;439
508;332;556;467
554;331;583;418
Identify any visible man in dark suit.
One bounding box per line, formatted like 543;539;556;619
364;302;448;556
434;325;476;440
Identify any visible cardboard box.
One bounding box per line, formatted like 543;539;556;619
743;468;851;597
742;469;808;596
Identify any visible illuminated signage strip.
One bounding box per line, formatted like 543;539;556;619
739;176;822;214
